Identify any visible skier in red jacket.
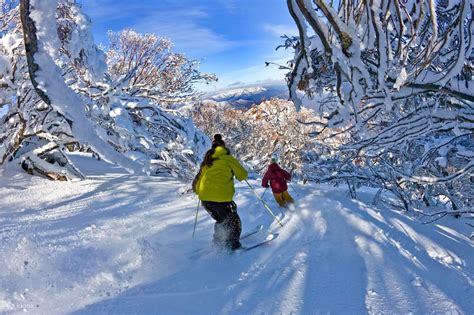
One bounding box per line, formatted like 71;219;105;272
261;156;295;208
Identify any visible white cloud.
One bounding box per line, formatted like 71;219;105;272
82;1;237;58
213;55;292;90
133;13;237;58
263;23;298;37
196;59;289;92
229;81;246;87
82;1;149;20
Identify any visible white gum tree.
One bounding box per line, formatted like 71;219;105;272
285;0;473;213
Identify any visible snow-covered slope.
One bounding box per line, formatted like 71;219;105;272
0;155;472;314
205;84;288;110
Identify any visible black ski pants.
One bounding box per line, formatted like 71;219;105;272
201;200;242;250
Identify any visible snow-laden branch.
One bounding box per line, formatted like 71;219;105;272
284;0;474;212
20;0;144;174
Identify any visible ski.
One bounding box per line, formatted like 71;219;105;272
190;224;264;259
240;233;277;252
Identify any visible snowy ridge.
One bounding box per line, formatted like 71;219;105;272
0;156;472;314
210;86;267;100
205;84;288;109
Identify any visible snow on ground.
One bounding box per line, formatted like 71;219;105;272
0;154;473;314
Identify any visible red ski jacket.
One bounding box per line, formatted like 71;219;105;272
262;163;291;193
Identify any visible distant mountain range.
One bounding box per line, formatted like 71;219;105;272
203;84;289;110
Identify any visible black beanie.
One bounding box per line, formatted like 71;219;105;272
212;134;225;148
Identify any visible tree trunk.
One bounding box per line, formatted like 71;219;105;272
19;0;51;106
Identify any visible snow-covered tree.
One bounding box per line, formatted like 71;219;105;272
0;0;209;180
106;30;217;105
0;0;81;180
192;98;320;175
284;0;474;212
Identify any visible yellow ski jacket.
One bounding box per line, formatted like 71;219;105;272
195;146;248;202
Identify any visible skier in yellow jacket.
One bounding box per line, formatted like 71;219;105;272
193;134;248;250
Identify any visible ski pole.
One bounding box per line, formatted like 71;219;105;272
261;187;268;199
245;180;284;227
192;200;200;239
289;182;300;197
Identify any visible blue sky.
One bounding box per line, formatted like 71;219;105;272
80;0;298;90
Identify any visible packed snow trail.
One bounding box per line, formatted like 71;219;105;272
0;154;472;314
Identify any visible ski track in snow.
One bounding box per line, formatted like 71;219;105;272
0;155;473;314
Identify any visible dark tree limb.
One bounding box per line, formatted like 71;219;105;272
19;0;51;105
